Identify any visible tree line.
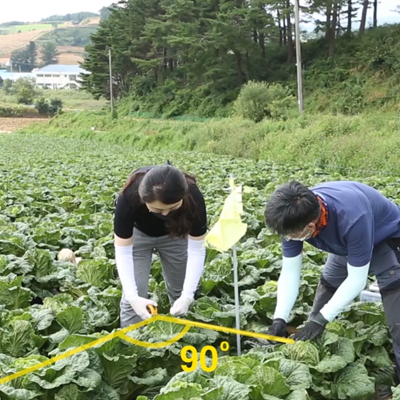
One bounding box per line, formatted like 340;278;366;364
40;12;99;24
77;0;387;116
39;8;112;24
10;42;59;72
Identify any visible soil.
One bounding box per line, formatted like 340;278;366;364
0;117;48;133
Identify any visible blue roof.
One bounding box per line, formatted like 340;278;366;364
0;72;35;80
36;64;89;74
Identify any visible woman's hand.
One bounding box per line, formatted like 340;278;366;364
170;295;194;316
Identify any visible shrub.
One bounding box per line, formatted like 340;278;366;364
34;98;63;116
15;78;36;105
49;98;63;116
233;81;295;122
2;79;13;95
0;103;38;117
16;90;34;105
34;98;49;115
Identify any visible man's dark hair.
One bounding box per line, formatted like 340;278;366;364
264;181;321;235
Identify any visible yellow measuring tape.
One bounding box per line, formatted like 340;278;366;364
0;310;294;386
144;306;294;344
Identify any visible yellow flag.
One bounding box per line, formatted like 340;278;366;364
205;177;247;252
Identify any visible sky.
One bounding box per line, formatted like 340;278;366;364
367;1;400;25
0;0;399;27
0;0;113;24
301;0;400;31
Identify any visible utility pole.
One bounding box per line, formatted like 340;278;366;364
108;49;115;118
294;0;304;113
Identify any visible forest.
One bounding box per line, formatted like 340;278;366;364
80;0;400;118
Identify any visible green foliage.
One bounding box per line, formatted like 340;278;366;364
1;132;400;399
0;85;102;112
23;109;400;174
0;21;26;27
80;0;290;115
76;0;400;121
0;78;38;109
301;25;400;115
49;98;63;115
0;103;38;117
233;81;295;122
14;79;36;105
41;12;99;24
41;41;59;66
10;41;37;72
37;27;98;47
78;0;400;119
2;79;13;95
34;98;63;116
0;23;55;34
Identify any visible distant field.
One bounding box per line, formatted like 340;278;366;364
0;90;106;112
57;50;85;65
80;17;100;25
0;24;96;58
36;26;98;47
0;28;53;55
57;46;85;53
0;23;67;34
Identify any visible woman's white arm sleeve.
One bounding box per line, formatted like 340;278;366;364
273;253;303;321
182;237;206;298
114;244;138;302
319;263;369;322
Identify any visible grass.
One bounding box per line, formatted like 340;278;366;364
0;102;39;117
16;109;400;176
0;24;95;56
0;90;107;112
0;24;64;34
0;29;53;56
35;26;98;47
40;90;106;111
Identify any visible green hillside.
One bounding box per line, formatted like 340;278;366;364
40;11;99;23
0;23;58;35
108;22;400;119
77;0;400;120
0;11;100;48
36;26;98;47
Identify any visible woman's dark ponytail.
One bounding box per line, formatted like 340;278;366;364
121;165;199;238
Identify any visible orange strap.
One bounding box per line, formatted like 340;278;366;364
312;196;328;237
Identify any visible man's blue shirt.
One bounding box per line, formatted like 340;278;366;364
282;181;400;271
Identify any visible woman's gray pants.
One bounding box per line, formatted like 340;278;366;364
119;228;188;328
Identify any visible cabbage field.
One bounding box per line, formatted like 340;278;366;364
1;133;400;400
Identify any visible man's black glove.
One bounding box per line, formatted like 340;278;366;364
267;318;289;340
293;312;328;341
248;318;289;346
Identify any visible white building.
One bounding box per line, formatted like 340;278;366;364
34;64;90;90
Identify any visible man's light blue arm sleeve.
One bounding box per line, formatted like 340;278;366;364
273;253;303;321
319;262;369;322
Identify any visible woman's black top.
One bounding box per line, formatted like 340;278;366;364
113;166;207;238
